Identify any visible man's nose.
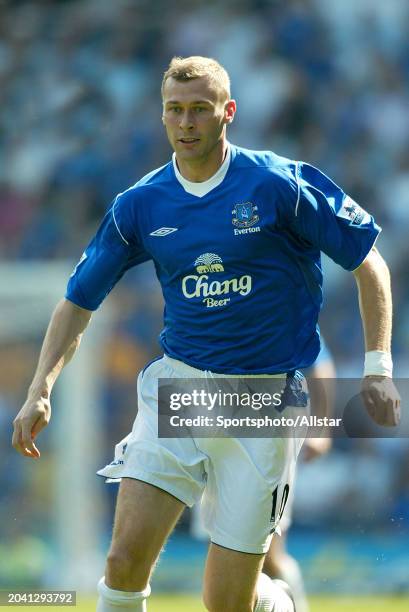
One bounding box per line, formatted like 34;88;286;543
179;111;194;130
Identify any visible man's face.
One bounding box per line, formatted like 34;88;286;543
162;76;235;162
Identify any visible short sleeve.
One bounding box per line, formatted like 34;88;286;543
65;191;151;310
288;163;381;270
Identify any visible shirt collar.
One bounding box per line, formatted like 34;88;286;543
172;144;231;198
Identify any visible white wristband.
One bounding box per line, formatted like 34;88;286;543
364;350;393;377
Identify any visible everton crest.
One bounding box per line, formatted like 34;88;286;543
232;202;259;228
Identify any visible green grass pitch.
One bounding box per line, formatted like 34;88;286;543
7;594;409;611
74;594;409;611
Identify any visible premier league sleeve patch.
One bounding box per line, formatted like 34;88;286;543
337;196;371;226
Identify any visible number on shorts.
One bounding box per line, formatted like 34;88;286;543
270;483;290;524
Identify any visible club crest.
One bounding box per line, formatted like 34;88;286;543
232;202;259;228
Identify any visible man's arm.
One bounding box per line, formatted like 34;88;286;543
353;247;391;353
353;247;400;426
12;298;93;458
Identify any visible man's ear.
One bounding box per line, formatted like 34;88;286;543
224;99;236;125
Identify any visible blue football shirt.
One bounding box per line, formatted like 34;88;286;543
66;144;380;374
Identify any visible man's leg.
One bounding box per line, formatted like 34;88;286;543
260;354;336;612
97;478;185;611
263;534;308;612
263;533;283;577
203;543;294;612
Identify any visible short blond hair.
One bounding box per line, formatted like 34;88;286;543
162;56;231;102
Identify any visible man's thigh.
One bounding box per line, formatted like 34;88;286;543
105;478;185;590
203;543;265;612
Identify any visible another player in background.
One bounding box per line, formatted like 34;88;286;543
263;339;335;612
12;56;400;612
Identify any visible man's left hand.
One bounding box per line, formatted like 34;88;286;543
361;376;401;427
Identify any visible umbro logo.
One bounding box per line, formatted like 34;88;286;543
149;227;178;237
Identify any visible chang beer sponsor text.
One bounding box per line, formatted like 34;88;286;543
181;253;252;308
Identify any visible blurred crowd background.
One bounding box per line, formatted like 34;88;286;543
1;0;408;595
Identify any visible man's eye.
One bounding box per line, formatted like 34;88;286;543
194;107;206;113
169;107;181;113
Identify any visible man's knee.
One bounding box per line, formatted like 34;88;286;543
105;478;184;591
105;548;152;591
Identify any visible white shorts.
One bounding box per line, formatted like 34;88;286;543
98;355;307;554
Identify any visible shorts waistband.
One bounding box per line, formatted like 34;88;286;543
163;354;286;379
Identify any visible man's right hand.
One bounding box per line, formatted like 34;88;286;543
11;299;92;459
12;396;51;459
